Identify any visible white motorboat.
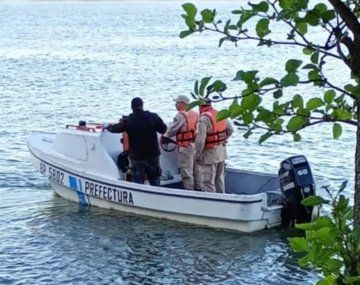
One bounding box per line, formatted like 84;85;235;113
28;122;316;233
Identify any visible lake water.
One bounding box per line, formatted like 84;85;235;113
0;1;354;284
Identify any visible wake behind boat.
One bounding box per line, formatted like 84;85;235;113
28;122;317;233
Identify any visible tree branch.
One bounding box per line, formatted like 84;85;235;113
204;26;343;60
328;0;360;35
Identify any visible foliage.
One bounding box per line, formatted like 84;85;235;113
288;182;360;285
180;0;360;144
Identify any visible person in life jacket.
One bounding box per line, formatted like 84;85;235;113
194;100;233;193
162;95;199;190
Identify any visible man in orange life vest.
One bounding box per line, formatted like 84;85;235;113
162;95;199;190
194;100;233;193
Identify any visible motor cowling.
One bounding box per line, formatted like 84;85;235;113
278;155;315;227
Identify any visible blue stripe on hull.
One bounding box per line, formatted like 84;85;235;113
69;176;88;206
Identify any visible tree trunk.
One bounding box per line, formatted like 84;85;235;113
355;99;360;225
353;33;360;225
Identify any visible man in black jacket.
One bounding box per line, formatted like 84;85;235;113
106;97;167;186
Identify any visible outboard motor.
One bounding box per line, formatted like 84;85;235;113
278;155;315;227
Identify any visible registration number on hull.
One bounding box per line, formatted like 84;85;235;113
40;162;64;184
39;161;134;206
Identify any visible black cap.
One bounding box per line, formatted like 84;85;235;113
131;97;143;109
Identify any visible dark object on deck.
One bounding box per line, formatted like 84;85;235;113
278;155;315;227
118;151;130;173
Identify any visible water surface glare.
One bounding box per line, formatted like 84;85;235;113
0;1;353;284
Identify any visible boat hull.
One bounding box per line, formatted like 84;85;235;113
28;131;283;233
51;182;280;232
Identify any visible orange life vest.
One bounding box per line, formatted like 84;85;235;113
201;108;227;149
122;132;130;151
176;110;199;147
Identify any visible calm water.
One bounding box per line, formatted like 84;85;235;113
0;1;355;284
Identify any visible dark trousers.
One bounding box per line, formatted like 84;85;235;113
131;156;161;186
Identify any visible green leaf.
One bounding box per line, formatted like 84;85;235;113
259;77;278;87
345;84;360;96
179;30;194;39
350;224;360;242
281;73;299;87
344;276;360;285
333;123;342;139
301;196;330;207
249;1;269;12
256;18;270;38
229;99;242;118
186;99;204;111
273;89;283;99
336;195;350;212
294;133;302;141
199;76;212;96
210;80;227;92
237;10;255;27
298;255;310;268
311;51;319;64
288;237;308;252
302;63;317;70
296;0;309;9
228;25;238;30
183;15;196;30
295;217;333;231
306;97;324;110
242;112;254;125
296;107;310;117
242;94;262;111
218;37;227;47
217;109;231;121
234;70;258;84
321;10;336;22
285;59;303;73
314;3;327;14
303;47;314;55
256;108;272;121
287;116;305;132
339;180;348;192
285;59;302;73
292;94;304;108
304;12;320;26
243;130;252;139
259;132;272;144
279;0;292;9
324;259;342;274
274;118;284;133
316;275;337;285
296;22;308;35
333;108;352;120
201;9;214;23
324;90;336;104
308;70;323;85
194;80;199;95
182;3;197;18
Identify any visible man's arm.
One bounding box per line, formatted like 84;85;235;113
164;113;185;138
154;114;167;134
194;116;207;160
106;119;128;133
226;120;234;138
